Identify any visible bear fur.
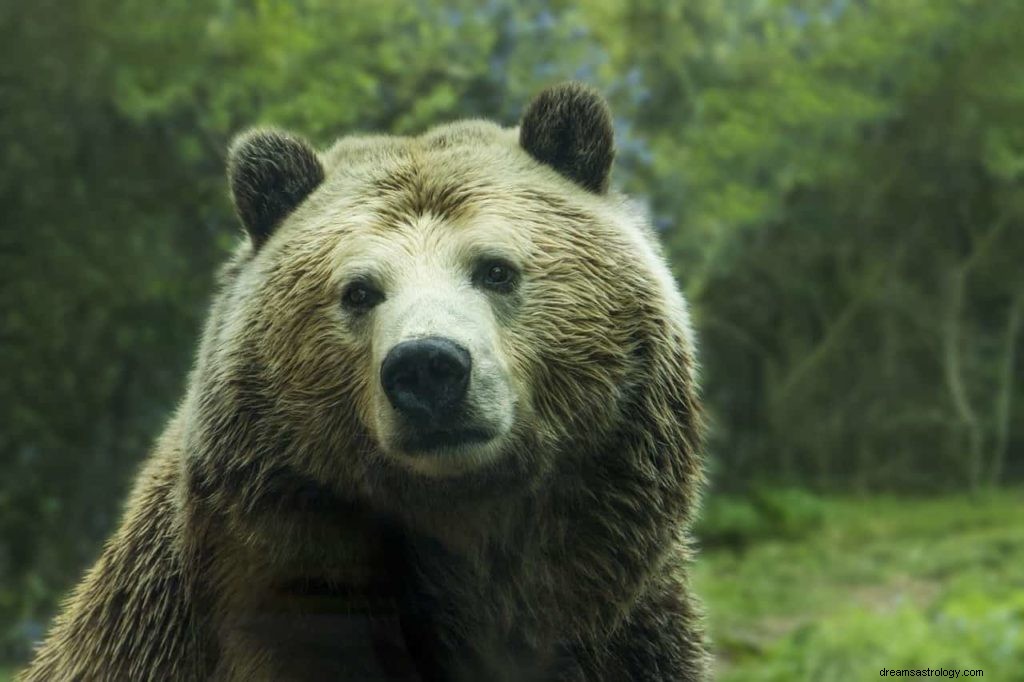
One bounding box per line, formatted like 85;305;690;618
21;82;708;681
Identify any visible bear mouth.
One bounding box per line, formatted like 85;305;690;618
400;427;495;454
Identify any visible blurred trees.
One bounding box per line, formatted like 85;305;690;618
591;0;1024;490
1;0;1022;659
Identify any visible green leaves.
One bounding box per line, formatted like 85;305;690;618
2;0;1024;665
600;0;1024;492
696;491;1024;681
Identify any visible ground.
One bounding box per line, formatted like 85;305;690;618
696;489;1024;681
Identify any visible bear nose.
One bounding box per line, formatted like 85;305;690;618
381;337;472;424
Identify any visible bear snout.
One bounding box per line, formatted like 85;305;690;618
380;336;472;428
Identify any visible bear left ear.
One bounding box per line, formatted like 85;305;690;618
227;128;325;248
519;82;615;194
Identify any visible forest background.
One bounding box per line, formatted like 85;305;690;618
2;1;1022;678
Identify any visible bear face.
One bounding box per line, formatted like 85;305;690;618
189;83;693;527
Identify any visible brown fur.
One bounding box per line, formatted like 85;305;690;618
21;83;708;681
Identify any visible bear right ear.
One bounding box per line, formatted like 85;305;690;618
227;128;325;248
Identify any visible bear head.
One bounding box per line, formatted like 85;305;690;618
185;83;700;543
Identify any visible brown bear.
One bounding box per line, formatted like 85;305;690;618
20;82;708;681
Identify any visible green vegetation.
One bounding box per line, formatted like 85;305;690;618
697;490;1024;680
2;0;1022;670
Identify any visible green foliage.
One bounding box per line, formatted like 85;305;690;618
595;0;1024;491
697;490;1024;681
697;488;826;548
748;592;1023;682
2;0;1023;669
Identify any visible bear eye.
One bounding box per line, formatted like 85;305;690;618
475;259;518;292
341;281;383;312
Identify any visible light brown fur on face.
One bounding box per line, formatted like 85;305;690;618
21;83;709;681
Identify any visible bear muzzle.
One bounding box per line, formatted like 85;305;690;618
380;336;495;453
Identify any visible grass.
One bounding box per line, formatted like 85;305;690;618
694;489;1024;681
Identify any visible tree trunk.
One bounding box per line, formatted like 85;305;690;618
941;269;984;490
989;293;1023;486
